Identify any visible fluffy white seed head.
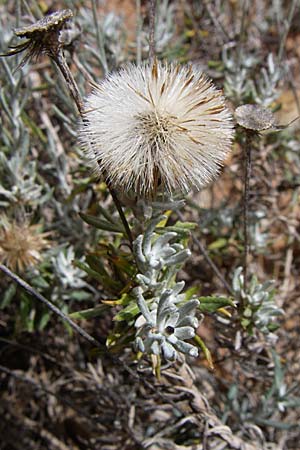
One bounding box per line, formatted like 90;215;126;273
79;61;234;196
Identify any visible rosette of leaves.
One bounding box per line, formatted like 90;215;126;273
134;286;199;361
232;267;284;334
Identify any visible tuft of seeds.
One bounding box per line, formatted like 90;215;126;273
79;60;234;196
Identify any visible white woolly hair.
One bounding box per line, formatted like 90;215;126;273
79;60;234;196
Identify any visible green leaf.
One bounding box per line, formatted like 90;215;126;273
241;318;251;329
184;286;198;301
19;293;35;332
97;204;117;224
198;296;235;313
74;260;119;289
85;255;109;277
79;213;125;233
156;221;196;236
1;283;16;309
31;275;50;290
69;305;108;320
21;111;47;143
114;301;139;322
69;291;91;301
194;335;214;370
38;311;51;331
208;238;228;250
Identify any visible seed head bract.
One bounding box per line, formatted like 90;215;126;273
79;61;234;196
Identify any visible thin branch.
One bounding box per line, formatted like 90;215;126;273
108;183;134;247
203;0;229;45
0;264;104;349
148;0;156;61
0;364;102;425
194;235;233;296
52;52;84;115
243;131;253;297
0;265;141;382
177;211;233;295
0;337;71;370
136;0;142;65
91;0;108;74
278;0;298;63
50;49;133;247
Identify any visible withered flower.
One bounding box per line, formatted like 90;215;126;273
3;9;73;67
0;218;51;272
235;104;277;131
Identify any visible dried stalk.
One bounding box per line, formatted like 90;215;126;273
148;0;156;61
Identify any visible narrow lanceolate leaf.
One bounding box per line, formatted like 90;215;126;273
156;221;197;236
114;302;140;322
69;305;108;320
73;260;119;289
79;212;125;233
198;296;235;313
193;335;214;370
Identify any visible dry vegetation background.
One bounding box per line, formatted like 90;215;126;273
0;1;300;449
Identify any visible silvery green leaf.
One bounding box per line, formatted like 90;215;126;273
134;287;153;324
143;215;166;255
164;249;191;266
178;299;200;318
174;340;198;357
136;336;145;352
152;231;177;251
161;341;176;360
174;326;195;340
133;235;146;265
177;315;198;328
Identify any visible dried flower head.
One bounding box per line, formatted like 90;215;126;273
80;61;234;196
4;9;73;67
235;104;277;131
0;218;50;272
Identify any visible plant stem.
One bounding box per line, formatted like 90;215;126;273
195;236;234;296
0;263;104;349
108;183;134;247
51;50;133;247
52;52;84;115
278;0;298;63
148;0;156;61
136;0;142;65
203;0;229;45
243;131;253;296
91;0;108;74
177;210;233;295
